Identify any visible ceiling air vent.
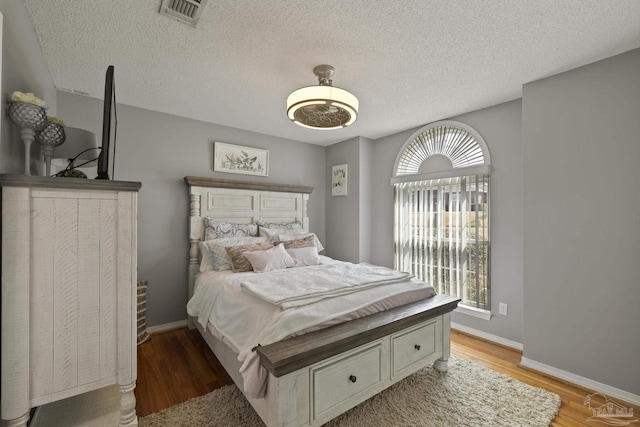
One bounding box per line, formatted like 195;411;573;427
159;0;208;28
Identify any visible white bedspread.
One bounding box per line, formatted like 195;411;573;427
240;263;412;308
187;257;435;398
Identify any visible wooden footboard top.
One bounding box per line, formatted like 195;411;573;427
257;294;460;377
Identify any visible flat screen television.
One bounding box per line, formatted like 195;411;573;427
96;65;116;180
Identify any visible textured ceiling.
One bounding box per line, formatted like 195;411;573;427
23;0;640;146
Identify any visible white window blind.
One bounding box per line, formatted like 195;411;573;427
394;175;490;309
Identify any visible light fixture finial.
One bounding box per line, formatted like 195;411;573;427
287;65;359;130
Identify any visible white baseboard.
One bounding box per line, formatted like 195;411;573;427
146;319;188;334
520;357;640;406
451;322;523;351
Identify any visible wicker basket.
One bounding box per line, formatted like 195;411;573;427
137;281;151;345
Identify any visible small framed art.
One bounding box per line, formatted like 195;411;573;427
214;142;269;176
331;164;348;196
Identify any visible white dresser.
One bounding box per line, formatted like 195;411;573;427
0;175;141;427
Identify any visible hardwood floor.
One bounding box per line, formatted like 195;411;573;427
135;328;639;426
135;327;233;417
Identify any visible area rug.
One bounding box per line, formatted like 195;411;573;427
140;355;561;426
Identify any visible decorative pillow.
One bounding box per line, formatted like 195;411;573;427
199;236;269;272
243;243;295;273
225;241;276;273
277;232;325;252
286;246;322;267
279;234;317;250
204;218;258;241
257;221;303;232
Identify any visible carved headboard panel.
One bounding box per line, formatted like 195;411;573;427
184;176;313;303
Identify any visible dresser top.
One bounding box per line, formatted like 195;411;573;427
0;174;141;192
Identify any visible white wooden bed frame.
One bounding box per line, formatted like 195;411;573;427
184;176;459;427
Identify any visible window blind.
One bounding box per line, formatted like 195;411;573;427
394;175;490;309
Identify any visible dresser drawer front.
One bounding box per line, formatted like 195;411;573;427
392;318;441;378
311;342;385;420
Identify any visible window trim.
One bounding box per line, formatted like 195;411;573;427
392;120;492;182
392;120;492;311
391;164;492;185
455;304;492;320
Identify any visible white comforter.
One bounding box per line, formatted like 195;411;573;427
187;257;435;398
241;262;411;308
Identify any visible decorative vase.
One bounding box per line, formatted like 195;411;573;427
7;101;48;175
35;122;66;176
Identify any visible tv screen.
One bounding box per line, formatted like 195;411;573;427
97;65;116;180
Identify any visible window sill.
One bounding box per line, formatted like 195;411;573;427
454;305;492;320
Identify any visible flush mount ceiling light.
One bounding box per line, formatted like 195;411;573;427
287;65;359;130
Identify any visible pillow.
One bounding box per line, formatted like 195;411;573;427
204;218;257;240
279;234;317;250
243;243;295;273
277;232;325;252
258;227;285;239
199;236;269;272
257;220;302;232
225;241;276;273
286;246;322;267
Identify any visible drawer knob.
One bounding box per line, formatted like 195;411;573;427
414;344;421;351
349;375;357;383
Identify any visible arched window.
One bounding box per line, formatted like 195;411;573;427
392;121;492;311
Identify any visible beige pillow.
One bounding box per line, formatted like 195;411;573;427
225;241;276;272
243;243;295;273
279;234;317;250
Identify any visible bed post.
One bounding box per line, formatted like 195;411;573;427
301;193;309;231
187;187;202;329
433;312;451;372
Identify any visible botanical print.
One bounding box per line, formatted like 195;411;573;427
214;142;269;176
332;164;348;196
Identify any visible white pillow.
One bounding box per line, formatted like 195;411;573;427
258;227;290;239
286;246;322;266
276;231;325;253
199;236;269;272
243;243;295;273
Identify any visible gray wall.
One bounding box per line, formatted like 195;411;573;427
325;136;373;263
522;48;640;395
57;91;326;328
0;0;56;175
358;137;373;262
370;100;525;344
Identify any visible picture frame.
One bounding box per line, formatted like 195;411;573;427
331;164;348;196
214;142;269;176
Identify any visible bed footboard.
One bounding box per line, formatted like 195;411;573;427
196;295;459;427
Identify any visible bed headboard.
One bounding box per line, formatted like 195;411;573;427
184;176;314;303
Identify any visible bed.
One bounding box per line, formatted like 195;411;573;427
184;176;459;427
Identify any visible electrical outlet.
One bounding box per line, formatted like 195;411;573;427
499;303;508;315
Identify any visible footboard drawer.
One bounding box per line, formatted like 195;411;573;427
391;318;442;379
311;340;388;422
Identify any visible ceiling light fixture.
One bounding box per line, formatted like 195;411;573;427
287;65;359;130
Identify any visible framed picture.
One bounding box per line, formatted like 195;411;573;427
331;164;348;196
214;142;269;176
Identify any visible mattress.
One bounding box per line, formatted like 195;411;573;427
187;256;436;397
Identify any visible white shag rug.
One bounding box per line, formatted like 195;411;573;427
140;355;561;426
